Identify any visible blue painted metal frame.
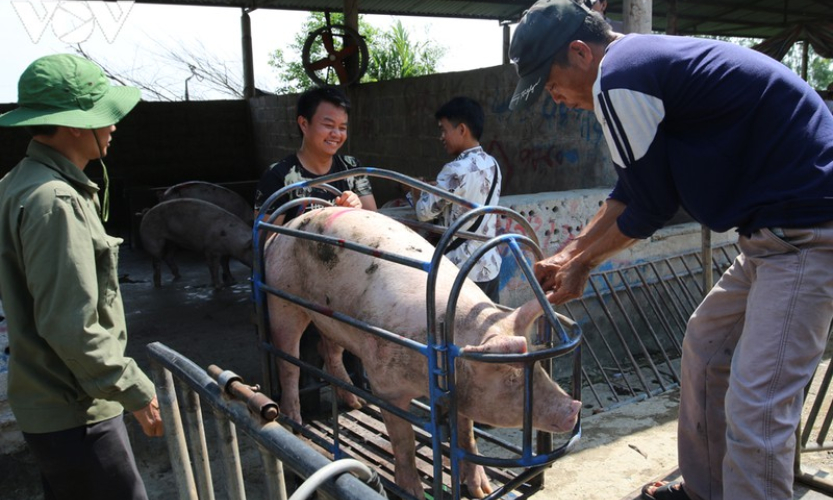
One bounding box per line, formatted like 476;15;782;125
252;167;582;500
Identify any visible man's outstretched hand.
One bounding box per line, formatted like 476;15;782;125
534;257;591;306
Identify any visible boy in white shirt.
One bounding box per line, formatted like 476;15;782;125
410;97;503;302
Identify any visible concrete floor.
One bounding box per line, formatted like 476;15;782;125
3;246;833;499
542;389;833;500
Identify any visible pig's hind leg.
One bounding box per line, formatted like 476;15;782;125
268;297;311;424
220;255;236;286
147;239;179;287
151;257;164;288
161;242;181;281
318;338;366;410
205;252;224;289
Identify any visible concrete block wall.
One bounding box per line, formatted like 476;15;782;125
1;100;257;239
0;101;256;185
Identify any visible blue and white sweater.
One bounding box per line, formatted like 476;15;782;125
595;34;833;238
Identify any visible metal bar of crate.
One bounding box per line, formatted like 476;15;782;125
212;408;246;500
151;362;199;500
796;352;833;494
175;377;214;500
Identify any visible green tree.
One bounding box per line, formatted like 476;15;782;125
366;20;446;82
268;13;445;93
699;35;832;90
781;43;833;91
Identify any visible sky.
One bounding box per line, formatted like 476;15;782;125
0;1;511;102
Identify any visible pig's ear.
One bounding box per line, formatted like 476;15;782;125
462;335;528;354
508;299;546;338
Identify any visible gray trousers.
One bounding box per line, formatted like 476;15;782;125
679;226;833;500
23;414;149;500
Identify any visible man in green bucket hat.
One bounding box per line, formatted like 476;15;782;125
0;54;163;500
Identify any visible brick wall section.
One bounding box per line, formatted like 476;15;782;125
1;100;255;183
249;64;617;205
0;100;255;238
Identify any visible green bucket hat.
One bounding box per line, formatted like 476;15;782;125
0;53;140;129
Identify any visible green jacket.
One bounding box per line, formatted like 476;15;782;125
0;140;155;433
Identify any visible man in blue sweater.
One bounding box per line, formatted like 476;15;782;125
509;1;833;499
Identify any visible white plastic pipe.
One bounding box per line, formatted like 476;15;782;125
288;458;386;500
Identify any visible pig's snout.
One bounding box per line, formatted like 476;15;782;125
552;399;581;433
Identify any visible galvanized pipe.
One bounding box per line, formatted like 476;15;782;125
150;362;198;500
175;378;214;500
212;409;246;500
259;444;288;500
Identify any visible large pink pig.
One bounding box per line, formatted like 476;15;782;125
264;207;580;498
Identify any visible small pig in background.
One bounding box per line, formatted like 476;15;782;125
264;207;581;499
159;181;254;225
140;199;253;289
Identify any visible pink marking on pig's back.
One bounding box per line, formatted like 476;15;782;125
322;207;358;232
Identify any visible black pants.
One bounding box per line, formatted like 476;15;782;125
476;276;500;304
23;415;148;500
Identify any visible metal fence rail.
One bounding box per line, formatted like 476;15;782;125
557;242;741;412
147;341;388;500
797;351;833;494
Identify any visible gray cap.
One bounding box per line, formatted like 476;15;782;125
509;0;591;111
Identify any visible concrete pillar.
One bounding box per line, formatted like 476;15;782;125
343;0;358;31
667;0;678;35
623;0;652;34
241;8;255;99
343;0;360;82
503;22;510;65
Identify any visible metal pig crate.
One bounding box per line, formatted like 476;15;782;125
252;168;583;500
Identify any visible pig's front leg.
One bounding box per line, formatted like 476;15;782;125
457;415;493;498
380;402;424;499
269;298;311;424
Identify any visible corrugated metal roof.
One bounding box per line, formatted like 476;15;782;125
606;0;833;39
133;0;532;22
133;0;833;39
